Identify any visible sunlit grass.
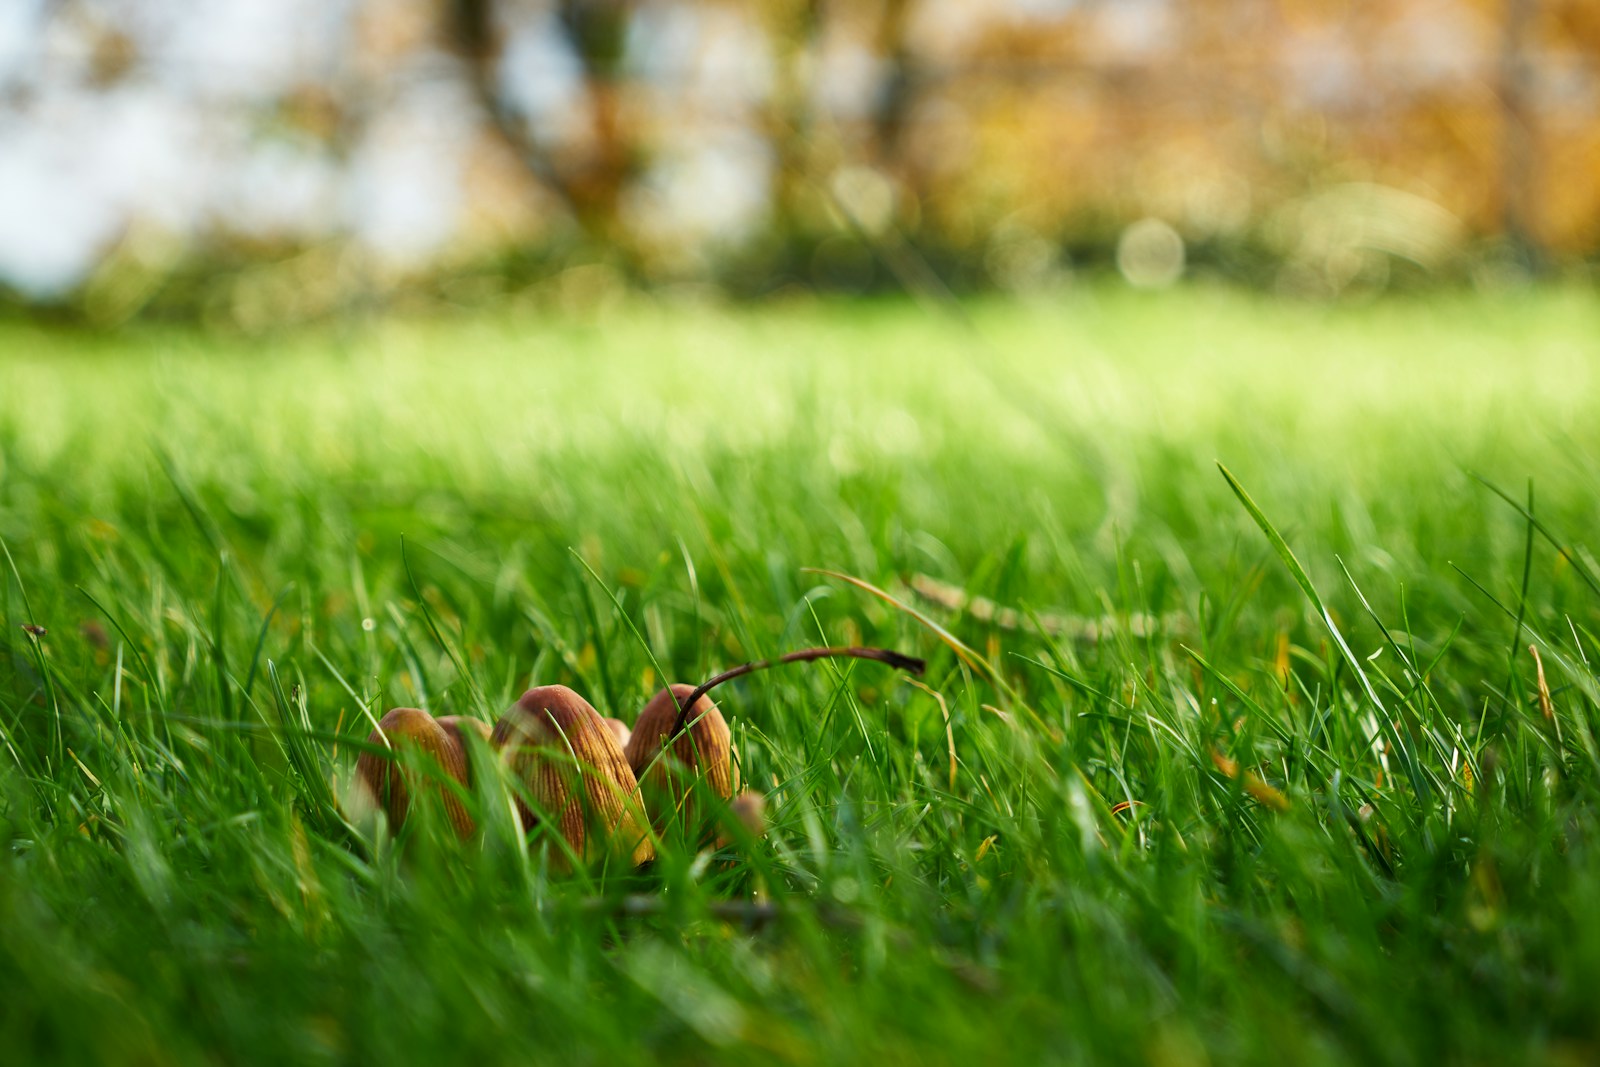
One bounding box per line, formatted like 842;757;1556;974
2;285;1600;1065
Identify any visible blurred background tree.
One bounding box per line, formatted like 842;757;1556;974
0;0;1594;325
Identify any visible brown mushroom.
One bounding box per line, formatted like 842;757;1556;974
625;683;737;837
354;707;480;838
626;645;926;842
491;684;655;868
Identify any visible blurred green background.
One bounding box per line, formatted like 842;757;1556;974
1;0;1596;325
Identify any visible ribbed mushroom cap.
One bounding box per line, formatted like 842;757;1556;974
491;685;654;868
355;707;477;838
625;683;737;836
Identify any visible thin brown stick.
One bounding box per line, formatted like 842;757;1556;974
670;645;925;738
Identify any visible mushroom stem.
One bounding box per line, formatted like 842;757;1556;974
669;645;925;738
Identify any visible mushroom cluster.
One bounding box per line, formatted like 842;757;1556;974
353;645;924;866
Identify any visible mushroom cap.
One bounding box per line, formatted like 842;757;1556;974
492;685;654;868
355;707;476;838
718;789;768;847
625;683;738;837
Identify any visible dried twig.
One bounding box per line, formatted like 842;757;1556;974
907;573;1188;641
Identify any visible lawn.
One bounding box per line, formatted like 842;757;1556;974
2;285;1599;1065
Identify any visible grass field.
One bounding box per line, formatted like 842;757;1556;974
3;285;1600;1065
